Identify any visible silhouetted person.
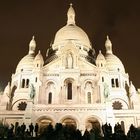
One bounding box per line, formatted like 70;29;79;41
90;129;95;140
35;123;39;137
25;129;31;138
127;124;137;140
29;123;34;137
83;129;90;140
117;122;122;131
15;122;19;136
75;129;82;140
114;124;118;133
7;124;14;139
10;123;14;131
21;123;26;135
102;123;111;139
108;123;112;134
16;125;21;137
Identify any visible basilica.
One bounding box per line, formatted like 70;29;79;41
0;4;140;133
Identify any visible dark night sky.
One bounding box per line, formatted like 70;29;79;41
0;0;140;90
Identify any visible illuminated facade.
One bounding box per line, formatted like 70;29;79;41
0;4;140;133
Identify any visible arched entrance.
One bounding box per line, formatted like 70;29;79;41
85;117;101;132
37;117;53;134
61;117;77;129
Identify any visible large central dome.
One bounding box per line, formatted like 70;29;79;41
54;25;91;47
53;4;92;48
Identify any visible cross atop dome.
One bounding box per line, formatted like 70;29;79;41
67;3;75;25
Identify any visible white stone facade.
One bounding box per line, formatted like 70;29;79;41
0;4;140;133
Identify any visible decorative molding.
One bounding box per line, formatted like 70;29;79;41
33;106;106;112
81;73;97;76
44;74;59;76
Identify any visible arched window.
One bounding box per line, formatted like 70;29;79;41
26;79;29;88
102;77;104;82
111;79;115;87
35;77;37;82
22;79;25;88
87;92;91;104
48;92;52;104
85;82;92;89
67;82;72;100
115;79;119;87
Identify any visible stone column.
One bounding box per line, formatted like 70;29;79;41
105;100;115;132
24;99;34;126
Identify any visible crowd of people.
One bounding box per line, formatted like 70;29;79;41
0;121;140;140
0;122;39;139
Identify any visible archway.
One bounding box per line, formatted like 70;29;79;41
85;117;101;132
61;117;77;129
37;117;53;134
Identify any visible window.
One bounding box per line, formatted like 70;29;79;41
67;82;72;100
26;79;29;88
111;79;115;87
87;92;91;104
115;79;119;87
22;79;25;88
111;78;119;88
35;77;37;82
48;92;52;104
102;77;104;82
83;47;87;51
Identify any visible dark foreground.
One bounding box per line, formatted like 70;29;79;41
0;122;140;140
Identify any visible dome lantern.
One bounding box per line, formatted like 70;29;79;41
67;3;75;25
105;35;112;54
29;36;36;55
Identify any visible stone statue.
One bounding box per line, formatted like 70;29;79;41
30;84;36;99
104;83;109;98
85;82;92;89
5;83;17;110
66;53;73;68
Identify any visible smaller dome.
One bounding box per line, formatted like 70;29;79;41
34;50;44;65
16;36;37;73
96;50;106;68
104;35;125;72
105;53;125;72
96;50;105;61
16;54;35;72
